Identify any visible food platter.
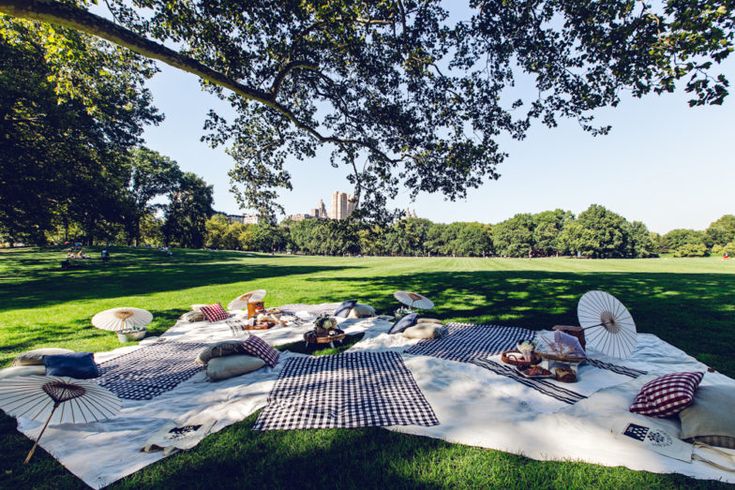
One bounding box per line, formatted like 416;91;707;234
516;365;553;379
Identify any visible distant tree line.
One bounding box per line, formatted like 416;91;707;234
202;207;735;259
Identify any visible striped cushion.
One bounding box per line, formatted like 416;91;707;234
200;303;230;323
630;372;704;417
241;335;279;367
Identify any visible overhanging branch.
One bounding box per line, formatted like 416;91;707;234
0;0;401;162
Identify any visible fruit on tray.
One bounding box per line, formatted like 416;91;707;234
520;365;552;378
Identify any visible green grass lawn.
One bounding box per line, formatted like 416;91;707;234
1;247;734;488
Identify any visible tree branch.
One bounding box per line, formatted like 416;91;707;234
0;0;278;106
270;60;319;96
0;0;398;160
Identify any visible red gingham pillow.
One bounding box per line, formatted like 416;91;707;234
241;335;279;367
629;372;704;417
200;303;230;323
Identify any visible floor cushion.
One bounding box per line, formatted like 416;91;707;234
180;310;205;322
240;336;279;367
207;355;265;381
416;318;442;324
629;371;704;417
0;365;46;379
44;352;100;379
200;303;230;322
334;300;358;318
13;348;75;366
679;385;735;449
388;313;418;334
347;304;376;318
196;340;247;365
403;324;439;339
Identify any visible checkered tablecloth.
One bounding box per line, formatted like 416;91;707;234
97;340;206;400
404;323;533;363
253;351;438;430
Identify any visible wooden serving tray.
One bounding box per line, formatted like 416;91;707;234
304;329;346;344
244;322;275;330
516;366;554;379
538;352;586;363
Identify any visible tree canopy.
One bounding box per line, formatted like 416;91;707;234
2;0;733;219
0;15;160;244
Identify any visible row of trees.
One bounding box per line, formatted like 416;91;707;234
202;206;735;258
0;18;214;248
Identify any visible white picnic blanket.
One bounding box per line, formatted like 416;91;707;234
12;314;735;486
349;328;735;483
13;306;383;489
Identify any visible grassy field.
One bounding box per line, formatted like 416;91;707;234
1;247;734;488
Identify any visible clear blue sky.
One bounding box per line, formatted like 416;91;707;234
139;38;734;235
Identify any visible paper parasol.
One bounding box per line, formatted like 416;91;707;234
577;290;637;359
394;291;434;310
228;289;267;310
0;376;121;463
92;307;153;332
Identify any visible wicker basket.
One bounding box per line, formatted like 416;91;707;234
501;350;542;367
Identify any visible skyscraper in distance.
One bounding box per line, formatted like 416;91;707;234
330;191;355;220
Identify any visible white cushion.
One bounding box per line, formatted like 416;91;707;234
206;355;265;381
196;340;247;365
0;365;46;379
190;304;208;312
13;348;74;366
416;318;442;324
347;304;376;318
403;324;439;339
181;310;205;322
680;385;735;448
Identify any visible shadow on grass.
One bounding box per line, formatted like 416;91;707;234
307;270;735;376
0;259;360;311
0;307;188;362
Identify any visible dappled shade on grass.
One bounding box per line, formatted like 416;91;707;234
0;247;734;488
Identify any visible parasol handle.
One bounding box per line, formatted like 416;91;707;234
582;322;605;331
23;403;58;464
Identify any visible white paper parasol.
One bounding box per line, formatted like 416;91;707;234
577;290;637;359
91;307;153;332
394;291;434;310
227;289;267;310
0;376;121;463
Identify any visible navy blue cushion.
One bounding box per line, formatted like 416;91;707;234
44;352;100;379
334;300;358;318
388;313;418;334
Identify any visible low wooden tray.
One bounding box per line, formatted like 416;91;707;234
304;329;346;344
516;366;554;379
244;322;275;330
538;352;586;363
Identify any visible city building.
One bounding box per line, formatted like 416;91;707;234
330;191;355;220
216;212;260;225
285;193;356;223
287;213;313;222
242;214;260;224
